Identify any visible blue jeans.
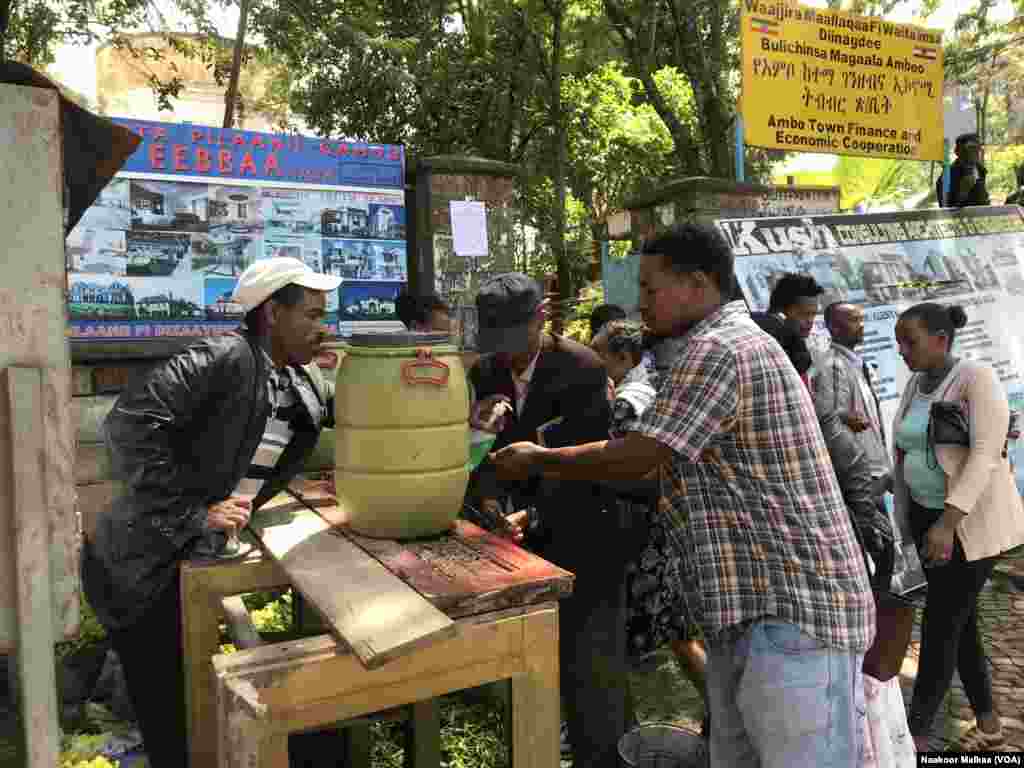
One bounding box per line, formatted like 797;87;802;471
705;619;865;768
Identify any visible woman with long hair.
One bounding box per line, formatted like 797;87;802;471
891;302;1024;752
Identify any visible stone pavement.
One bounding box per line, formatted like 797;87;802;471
902;554;1024;752
628;552;1024;756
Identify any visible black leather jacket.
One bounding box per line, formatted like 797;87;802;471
82;330;332;629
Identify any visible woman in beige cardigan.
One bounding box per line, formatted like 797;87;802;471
891;302;1024;752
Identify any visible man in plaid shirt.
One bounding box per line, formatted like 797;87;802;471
493;222;874;768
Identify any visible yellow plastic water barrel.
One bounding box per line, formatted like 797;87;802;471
335;332;469;538
303;342;347;472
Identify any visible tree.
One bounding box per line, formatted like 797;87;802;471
600;0;737;178
942;2;1024;144
563;62;679;233
251;0;548;159
832;156;932;210
1;0;152;66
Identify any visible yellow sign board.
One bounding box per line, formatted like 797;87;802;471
741;1;944;161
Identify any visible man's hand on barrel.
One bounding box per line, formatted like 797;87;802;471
490;441;545;480
206;497;252;536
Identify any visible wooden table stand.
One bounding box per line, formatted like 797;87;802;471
183;482;572;768
213;601;561;768
182;550;288;768
181;550;447;768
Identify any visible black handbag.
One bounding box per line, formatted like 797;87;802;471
928;399;1011;464
927;400;970;469
928;401;970;448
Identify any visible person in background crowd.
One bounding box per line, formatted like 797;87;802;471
590;303;628;403
81;258;340;768
491;223;875;768
395;291;453;333
891;303;1024;752
754;273;824;389
815;303;915;768
748;310;813;382
589;303;628;340
466;273;630;768
815;302;895;583
591;320;710;739
1005;164;1024;206
768;272;824;340
938;133;990;208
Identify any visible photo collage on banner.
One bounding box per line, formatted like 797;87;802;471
67;118;407;340
720;206;1024;493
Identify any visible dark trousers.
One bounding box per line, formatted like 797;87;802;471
108;577;190;768
532;512;633;768
108;564;347;768
908;500;997;737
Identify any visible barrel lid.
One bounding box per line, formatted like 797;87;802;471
347;331;452;347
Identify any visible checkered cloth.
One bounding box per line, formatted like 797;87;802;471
629;301;875;652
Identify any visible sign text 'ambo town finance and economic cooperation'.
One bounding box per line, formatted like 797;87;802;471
741;0;944;161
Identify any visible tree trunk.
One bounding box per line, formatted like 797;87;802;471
0;0;10;63
549;0;570;333
224;0;251;129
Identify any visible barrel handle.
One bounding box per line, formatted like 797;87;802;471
401;348;450;387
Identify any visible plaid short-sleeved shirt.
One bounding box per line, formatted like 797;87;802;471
628;301;875;652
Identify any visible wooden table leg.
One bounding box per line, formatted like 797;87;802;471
182;556;288;768
404;700;440;768
182;562;225;768
510;605;560;768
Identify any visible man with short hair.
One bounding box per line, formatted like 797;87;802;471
938;133;990;208
814;302;895;590
81;257;340;767
492;223;875;768
767;272;824;339
748;273;824;389
467;273;630;768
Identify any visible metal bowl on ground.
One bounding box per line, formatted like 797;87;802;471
618;723;706;768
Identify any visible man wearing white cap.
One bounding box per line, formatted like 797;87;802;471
81;257;340;767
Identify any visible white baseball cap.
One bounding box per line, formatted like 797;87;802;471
232;257;342;312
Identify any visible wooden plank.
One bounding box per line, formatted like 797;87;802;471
283;478;574;618
0;83;78;654
182;552;288;768
251;509;455;670
41;367;79;641
509;601;560;768
218;676;281;768
210;604;552;733
5;367;60;767
221;596;264;650
325;515;575;619
72;395;116;446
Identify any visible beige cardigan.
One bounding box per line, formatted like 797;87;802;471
892;360;1024;562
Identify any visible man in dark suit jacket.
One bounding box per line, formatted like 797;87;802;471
748;310;813;377
468;273;630;768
